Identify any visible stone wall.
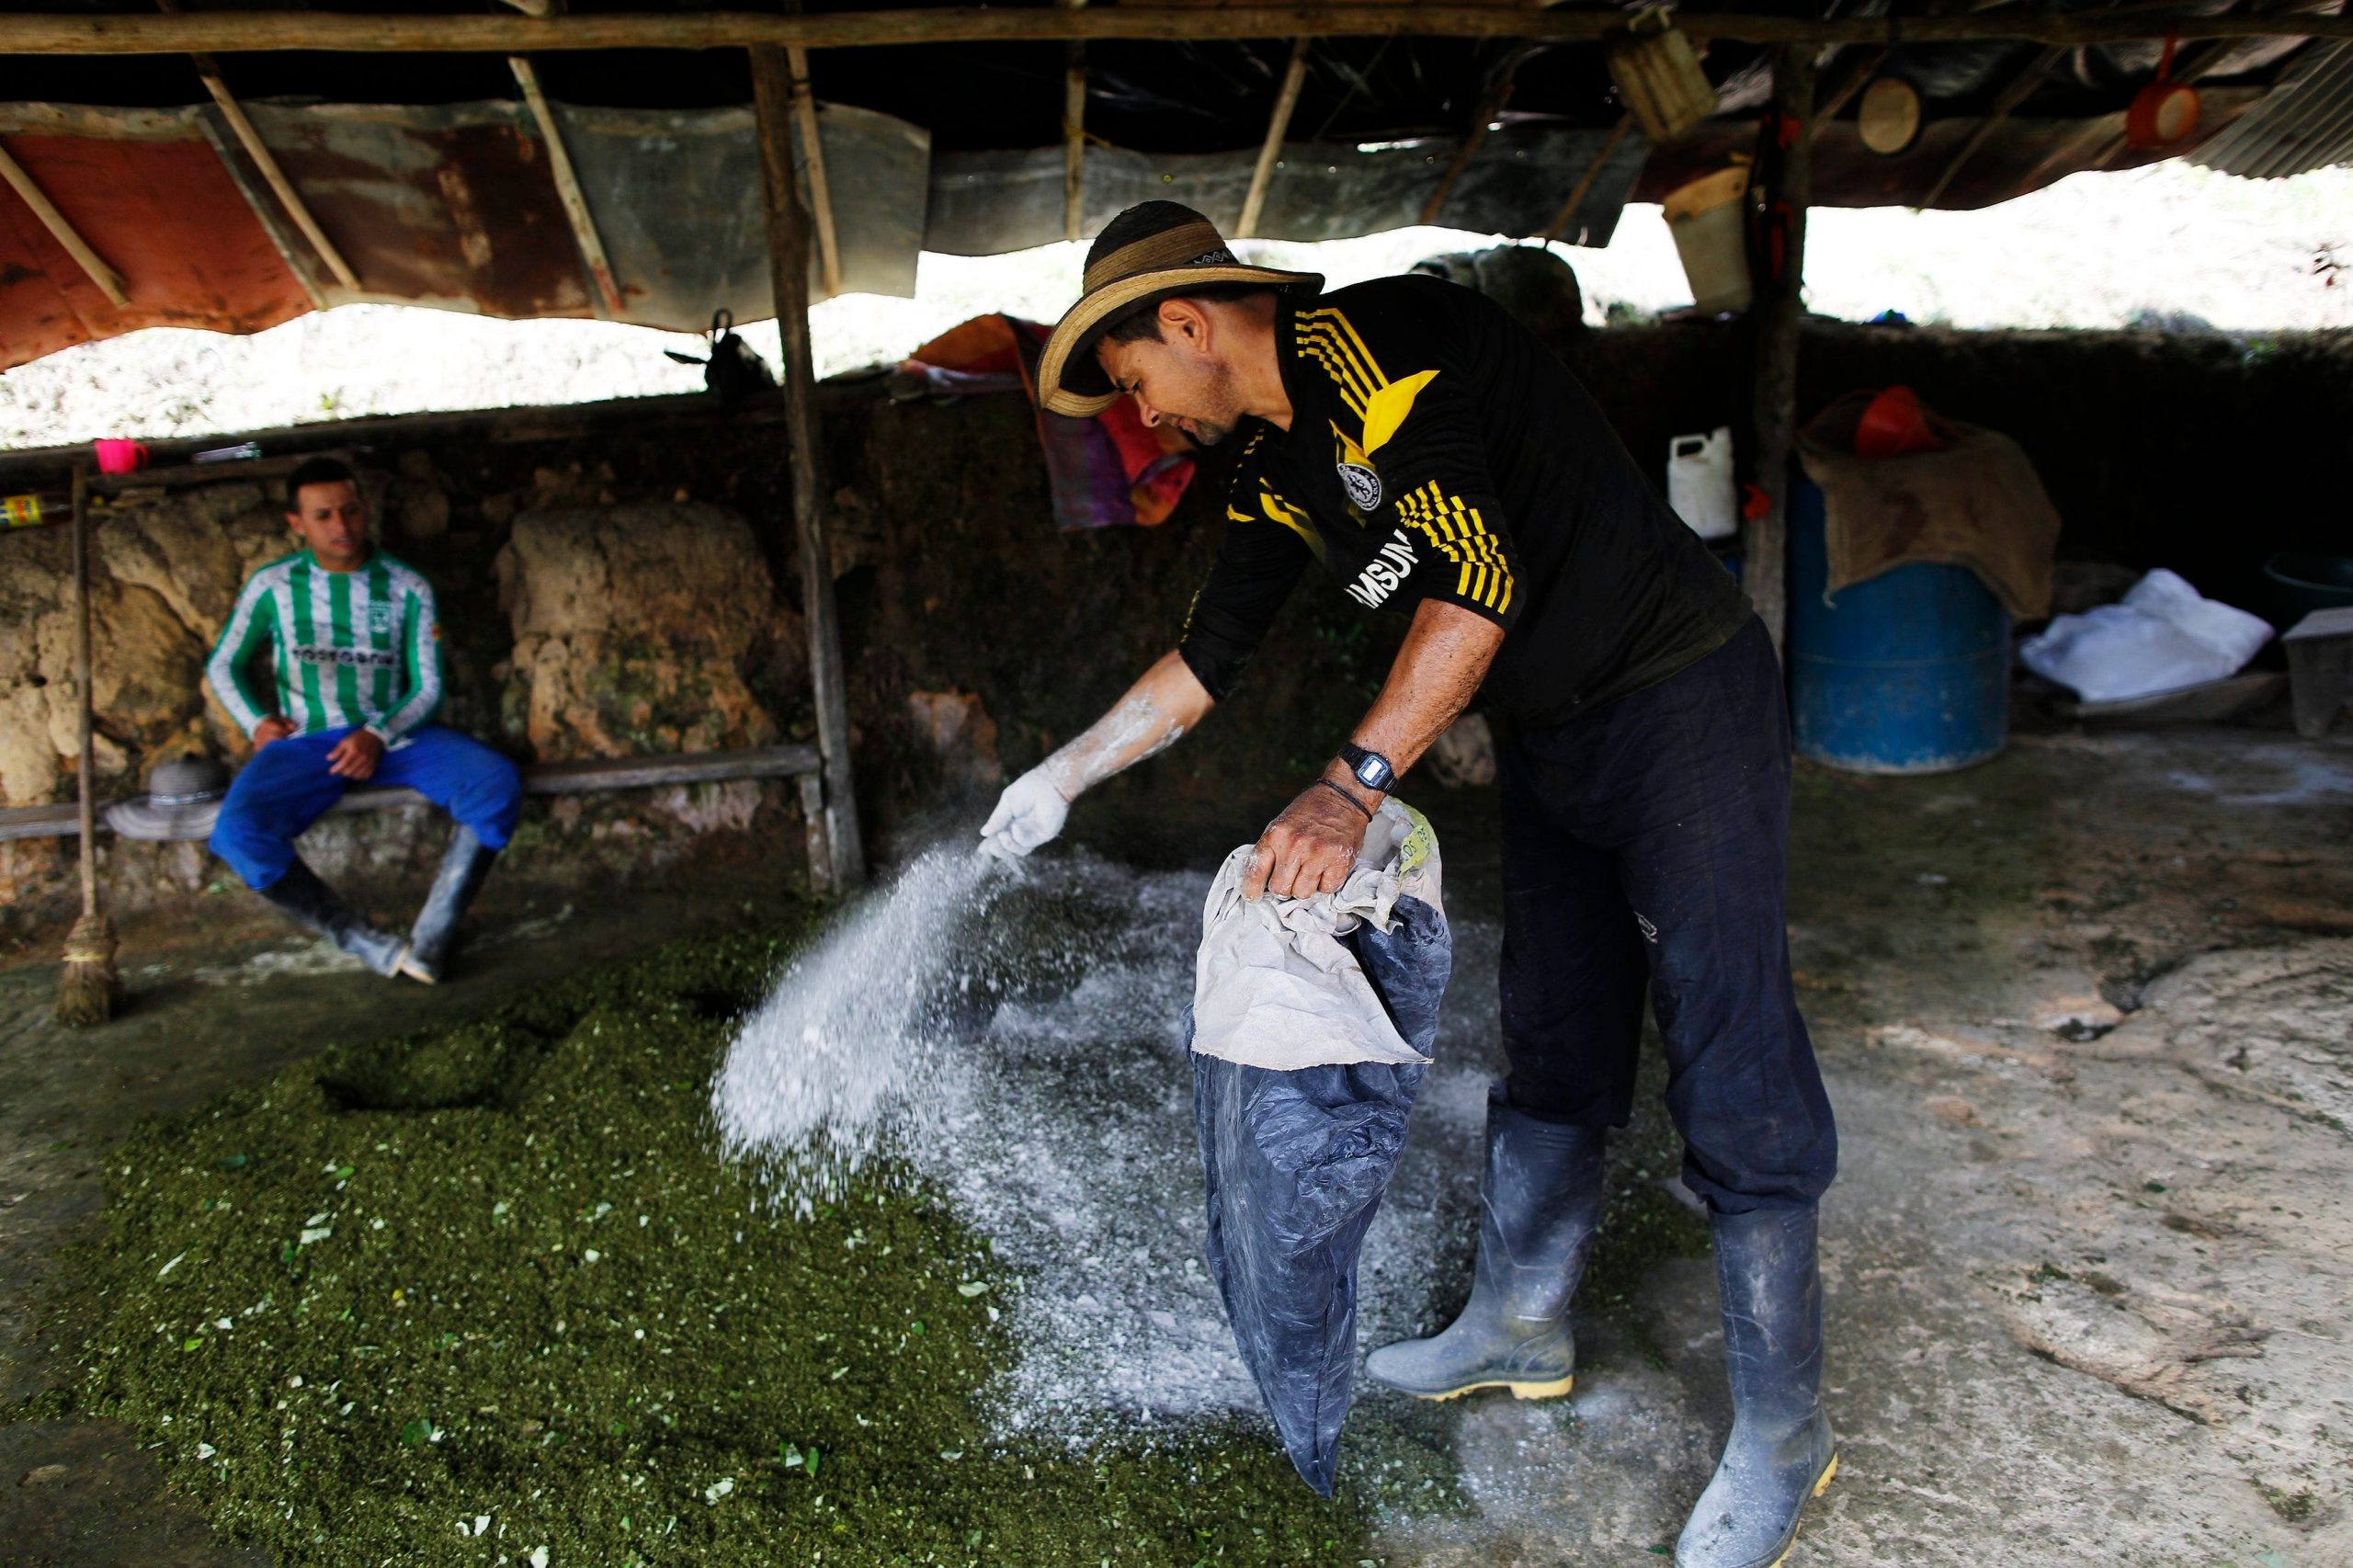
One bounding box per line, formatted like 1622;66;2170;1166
6;298;2347;935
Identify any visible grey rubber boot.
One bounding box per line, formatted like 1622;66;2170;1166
257;858;407;978
397;825;500;984
1676;1205;1838;1568
1364;1083;1606;1401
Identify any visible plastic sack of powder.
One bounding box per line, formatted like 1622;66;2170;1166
1189;800;1450;1495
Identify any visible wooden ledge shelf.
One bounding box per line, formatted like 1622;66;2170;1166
0;743;824;845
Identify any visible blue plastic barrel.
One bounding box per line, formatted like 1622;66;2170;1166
1787;478;2009;774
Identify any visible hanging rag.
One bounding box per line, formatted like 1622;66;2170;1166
893;313;1196;530
1796;390;2061;619
1190;801;1451;1495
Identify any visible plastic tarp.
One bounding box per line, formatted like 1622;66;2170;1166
2021;567;2276;704
1190;801;1451;1494
927;119;1649;257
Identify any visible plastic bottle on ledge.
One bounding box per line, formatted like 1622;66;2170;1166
3;491;73;530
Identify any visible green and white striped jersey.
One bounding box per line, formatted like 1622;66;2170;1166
206;549;444;743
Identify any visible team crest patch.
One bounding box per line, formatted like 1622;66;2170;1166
1336;460;1383;512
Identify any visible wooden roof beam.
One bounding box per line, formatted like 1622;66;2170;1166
0;141;130;308
8;7;2348;57
151;2;365;290
1235;37;1311;240
1422;40;1533;228
510;55;627;314
1917;43;2068;208
785;43;844;296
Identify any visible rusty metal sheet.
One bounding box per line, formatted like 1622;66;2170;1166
2193;41;2353;178
236;98;591;318
926;119;1648;256
0;104;307;369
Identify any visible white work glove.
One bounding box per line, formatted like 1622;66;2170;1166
978;766;1072;860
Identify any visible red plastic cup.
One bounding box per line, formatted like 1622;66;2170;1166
94;438;150;474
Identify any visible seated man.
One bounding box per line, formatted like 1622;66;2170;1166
204;457;521;983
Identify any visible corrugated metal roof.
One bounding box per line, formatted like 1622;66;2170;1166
2191;40;2353;178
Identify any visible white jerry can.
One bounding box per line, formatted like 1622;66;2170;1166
1667;426;1739;540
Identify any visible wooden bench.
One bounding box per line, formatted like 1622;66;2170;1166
0;743;833;886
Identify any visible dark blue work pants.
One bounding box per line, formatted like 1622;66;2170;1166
210;724;523;892
1495;617;1836;1214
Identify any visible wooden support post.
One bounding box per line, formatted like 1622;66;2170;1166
1236;37;1311;240
1744;42;1815;661
1421;41;1531;227
70;464;97;892
1063;0;1089;242
1917;44;2065;208
751;43;865;892
510;55;627;315
1540;114;1630;244
786;44;844;298
0;141;130;308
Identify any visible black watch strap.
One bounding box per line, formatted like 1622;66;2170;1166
1336;742;1395;793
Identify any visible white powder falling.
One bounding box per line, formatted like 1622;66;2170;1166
710;845;1007;1215
712;845;1485;1442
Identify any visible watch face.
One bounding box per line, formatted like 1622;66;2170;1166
1354;755;1394;791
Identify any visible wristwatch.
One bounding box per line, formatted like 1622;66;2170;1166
1336;742;1395;793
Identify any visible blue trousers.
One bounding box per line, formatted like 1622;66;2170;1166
1495;617;1836;1215
210;724;524;892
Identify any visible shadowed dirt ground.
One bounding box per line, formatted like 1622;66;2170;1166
3;722;2347;1566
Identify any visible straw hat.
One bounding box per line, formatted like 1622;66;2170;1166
1038;201;1322;417
107;753;230;842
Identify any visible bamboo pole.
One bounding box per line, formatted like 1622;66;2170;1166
0;141;130;308
11;8;2341;58
188;71;363;290
71;466;97;904
1540;114;1631;244
1744;43;1815;661
1915;44;2068;209
785;44;844;297
194;110;326;309
55;463;121;1028
1815;44;1887;121
1063;0;1088;242
1421;40;1531;227
750;43;865;892
149;1;364;291
1236;38;1312;240
510;55;627;314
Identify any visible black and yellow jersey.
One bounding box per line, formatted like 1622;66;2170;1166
1177;274;1752;727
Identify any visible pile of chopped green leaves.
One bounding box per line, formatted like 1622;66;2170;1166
41;920;1422;1565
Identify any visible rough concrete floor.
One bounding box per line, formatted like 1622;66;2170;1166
4;725;2348;1566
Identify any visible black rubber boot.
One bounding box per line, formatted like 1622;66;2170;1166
1364;1083;1606;1401
257;858;407;978
1676;1205;1838;1568
397;825;500;984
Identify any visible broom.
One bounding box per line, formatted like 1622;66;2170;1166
56;462;119;1027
